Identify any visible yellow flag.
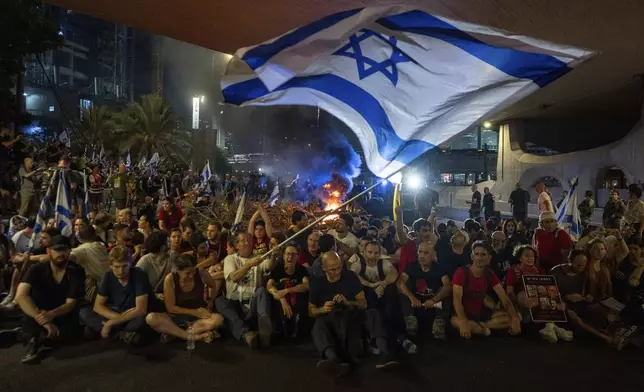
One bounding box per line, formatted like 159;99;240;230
393;183;402;222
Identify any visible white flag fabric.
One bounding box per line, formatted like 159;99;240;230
555;177;582;241
268;182;280;207
222;6;595;179
201;160;212;183
234;191;246;225
59;130;71;148
55;175;73;237
99;145;105;161
126;151;132;168
137;156;147;169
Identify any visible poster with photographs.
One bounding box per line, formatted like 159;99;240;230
522;275;567;323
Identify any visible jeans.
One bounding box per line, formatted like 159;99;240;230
271;292;309;337
79;306;147;337
215;287;271;340
312;309;363;362
22;313;81;342
364;285;406;339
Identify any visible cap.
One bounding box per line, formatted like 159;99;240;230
48;235;71;251
539;211;556;222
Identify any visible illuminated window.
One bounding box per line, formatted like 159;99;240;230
440;173;453;184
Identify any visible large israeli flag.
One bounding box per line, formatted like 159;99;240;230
222;6;595;179
556;177;582;240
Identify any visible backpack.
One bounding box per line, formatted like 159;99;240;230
358;254;385;282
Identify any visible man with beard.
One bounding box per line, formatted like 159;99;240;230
395;205;438;274
81;246;155;344
15;235;85;364
327;214;359;257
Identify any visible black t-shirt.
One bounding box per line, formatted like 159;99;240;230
404;262;446;299
470;191;481;211
483;193;494;211
309;270;362;307
614;261;642;302
491;251;512;281
510;189;529;212
271;264;309;290
98;267;153;312
440;250;471;279
22;261;85;311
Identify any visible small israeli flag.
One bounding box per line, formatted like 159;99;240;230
222;6;595;179
55;175;73;237
58;130;71;148
201;160;212;183
555;177;582;240
137;156;147;170
268;182;279;207
99;144;105;161
126;151;132;168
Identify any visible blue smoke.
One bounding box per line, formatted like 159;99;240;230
307;132;361;192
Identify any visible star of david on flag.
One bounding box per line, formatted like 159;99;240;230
221;6;595;179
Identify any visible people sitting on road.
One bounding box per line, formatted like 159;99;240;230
398;241;451;342
267;244;310;339
451;241;521;339
15;235;85;364
215;231;274;349
80;246;156;344
136;231;176;293
69;225;110;304
146;253;223;344
532;212;573;272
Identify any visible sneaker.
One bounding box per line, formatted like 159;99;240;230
242;331;258;349
317;359;350;378
257;314;273;348
116;331;141;345
0;294;13;307
375;353;400;370
554;325;573;342
405;316;418;336
539;323;558;343
432;317;447;341
401;339;418;354
20;337;42;365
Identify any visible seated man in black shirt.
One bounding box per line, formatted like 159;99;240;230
398;242;452;340
15;235;85;364
80;245;154;344
309;252;397;378
267;244;310;338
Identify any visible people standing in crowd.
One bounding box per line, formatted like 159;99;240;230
624;184;644;244
467;184;482;219
107;164;132;214
88;165;103;212
603;188;626;229
508;182;530;223
536;183;554;214
579;190;596;230
18;157;39;217
482;187;495;221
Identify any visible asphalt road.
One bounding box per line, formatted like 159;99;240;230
1;331;642;392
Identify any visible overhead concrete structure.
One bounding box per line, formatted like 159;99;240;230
47;0;644;124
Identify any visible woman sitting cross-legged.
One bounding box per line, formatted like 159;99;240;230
146;253;224;343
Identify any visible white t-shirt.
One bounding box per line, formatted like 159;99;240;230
538;191;553;213
327;229;359;249
223;253;271;301
11;230;32;254
350;259;394;283
70;242;110;281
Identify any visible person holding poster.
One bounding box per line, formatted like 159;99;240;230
505;245;573;343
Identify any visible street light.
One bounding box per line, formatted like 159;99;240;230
200;95;205;103
483;121;492;129
407;174;422;189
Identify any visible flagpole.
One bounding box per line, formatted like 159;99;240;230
260;169;403;260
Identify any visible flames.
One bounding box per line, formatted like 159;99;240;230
320;174;349;221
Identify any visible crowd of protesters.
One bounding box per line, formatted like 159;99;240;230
1;127;643;377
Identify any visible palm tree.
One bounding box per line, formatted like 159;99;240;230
79;104;116;150
112;94;192;164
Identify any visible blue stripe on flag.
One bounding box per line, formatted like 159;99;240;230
56;204;72;219
223;74;435;164
242;8;363;70
376;10;570;87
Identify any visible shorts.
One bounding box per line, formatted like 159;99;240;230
467;307;493;323
115;199;127;209
169;313;199;326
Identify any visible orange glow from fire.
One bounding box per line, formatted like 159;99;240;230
319;173;349;222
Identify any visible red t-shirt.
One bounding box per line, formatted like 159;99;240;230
298;250;316;266
158;207;183;231
533;228;573;272
452;266;501;317
252;235;270;256
398;240;418;273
